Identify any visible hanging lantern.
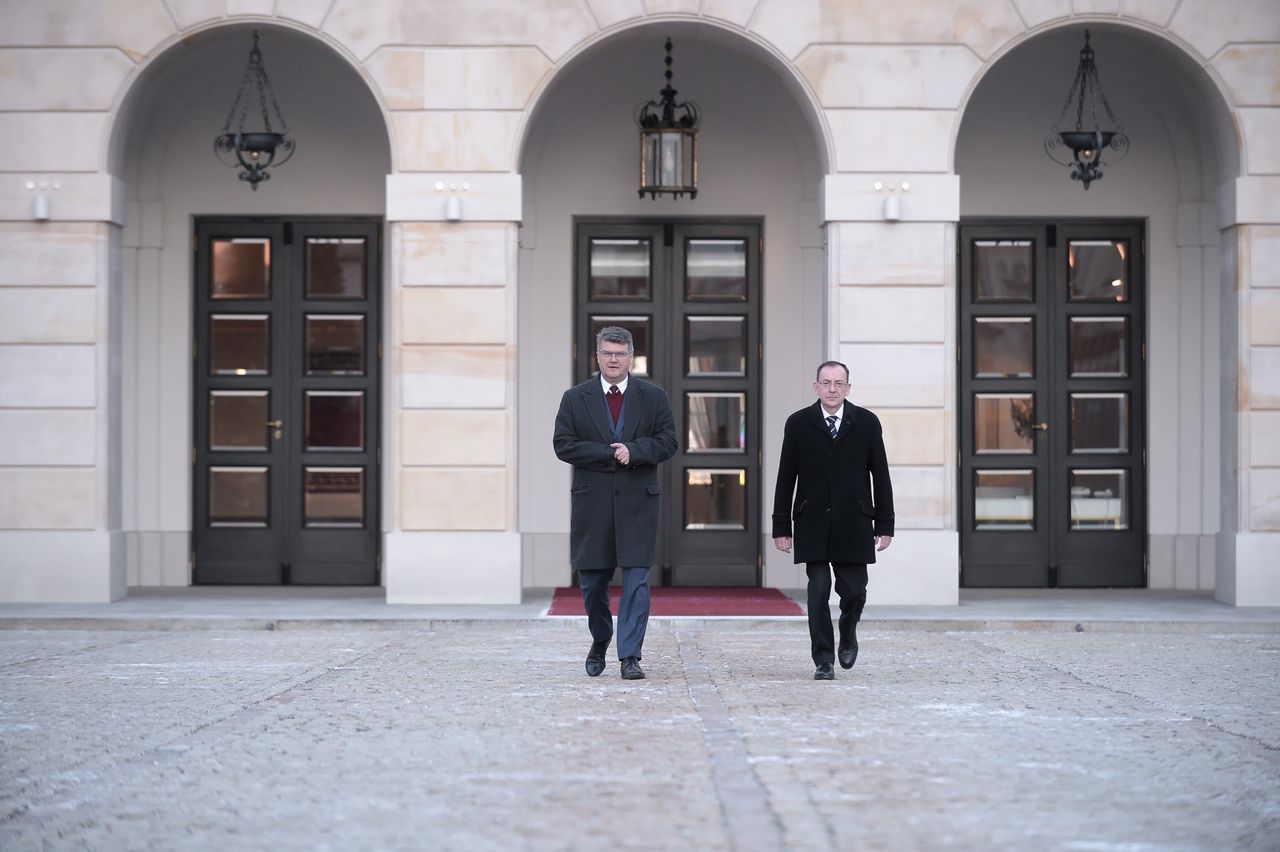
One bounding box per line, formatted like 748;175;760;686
214;30;295;190
1044;30;1129;190
635;38;700;200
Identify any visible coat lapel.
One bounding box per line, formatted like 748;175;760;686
833;401;858;444
585;380;615;443
618;379;642;442
808;401;830;438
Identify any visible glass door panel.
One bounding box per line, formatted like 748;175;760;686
211;239;270;299
589;239;651;300
209;391;270;450
306;238;366;299
210;315;270;375
686;316;746;376
973;317;1033;378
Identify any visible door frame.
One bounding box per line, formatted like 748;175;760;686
572;216;764;586
191;215;384;585
957;217;1147;588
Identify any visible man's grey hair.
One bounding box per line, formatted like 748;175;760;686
596;326;634;353
815;360;850;382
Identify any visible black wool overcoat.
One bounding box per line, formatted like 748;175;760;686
553;376;678;571
771;400;895;565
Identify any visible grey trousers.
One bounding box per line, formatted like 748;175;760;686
579;567;651;660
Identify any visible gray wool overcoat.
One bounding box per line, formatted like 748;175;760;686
553;376;678;572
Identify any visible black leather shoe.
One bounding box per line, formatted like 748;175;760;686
620;657;646;680
814;663;835;680
585;641;609;677
838;630;859;670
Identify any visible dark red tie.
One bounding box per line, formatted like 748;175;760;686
607;385;623;426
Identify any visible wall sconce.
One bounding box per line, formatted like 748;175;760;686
873;180;910;222
435;181;470;222
26;179;59;221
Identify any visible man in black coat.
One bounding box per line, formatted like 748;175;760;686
772;361;894;680
553;327;678;680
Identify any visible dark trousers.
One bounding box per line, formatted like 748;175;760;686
579;567;651;660
805;562;868;666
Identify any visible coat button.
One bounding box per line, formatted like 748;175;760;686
615;490;621;496
825;508;831;512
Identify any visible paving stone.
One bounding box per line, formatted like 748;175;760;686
0;624;1276;850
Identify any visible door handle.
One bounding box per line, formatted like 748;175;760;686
266;419;283;439
1032;422;1049;431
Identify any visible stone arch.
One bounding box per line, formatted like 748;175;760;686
953;18;1246;593
103;17;398;179
514;16;835;177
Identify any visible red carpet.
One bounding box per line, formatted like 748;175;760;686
547;585;803;617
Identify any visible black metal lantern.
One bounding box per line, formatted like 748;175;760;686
1044;30;1128;190
214;30;295;190
635;39;700;200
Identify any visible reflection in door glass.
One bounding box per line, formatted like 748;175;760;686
1069;317;1127;377
212;239;270;299
210;314;269;375
1071;393;1128;453
306;315;365;375
589;315;650;375
1070;469;1128;529
973;240;1032;301
589;240;650;300
305;391;364;450
209;466;268;526
306;238;366;299
686;240;747;301
1068;240;1128;302
685;469;746;529
686;316;746;376
974;470;1034;530
974;317;1033;378
209;391;269;451
974;394;1035;454
687;393;745;452
305;467;364;527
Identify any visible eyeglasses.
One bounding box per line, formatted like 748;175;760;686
817;381;847;390
598;350;632;360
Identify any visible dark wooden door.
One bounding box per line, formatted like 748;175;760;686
959;221;1145;587
574;219;763;586
193;217;381;584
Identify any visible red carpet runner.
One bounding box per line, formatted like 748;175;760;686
547;585;803;617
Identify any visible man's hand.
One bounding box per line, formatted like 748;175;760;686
610;443;630;465
876;535;893;552
773;536;792;553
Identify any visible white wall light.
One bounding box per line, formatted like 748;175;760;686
435;180;470;222
873;180;910;222
26;179;59;221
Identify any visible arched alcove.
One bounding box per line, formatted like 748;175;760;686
954;23;1241;590
515;21;830;589
107;23;393;585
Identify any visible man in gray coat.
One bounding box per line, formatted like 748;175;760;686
553;327;678;680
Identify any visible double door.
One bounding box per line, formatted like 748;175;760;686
193;217;381;584
574;219;762;585
959;221;1146;587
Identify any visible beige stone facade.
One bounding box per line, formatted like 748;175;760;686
0;0;1277;604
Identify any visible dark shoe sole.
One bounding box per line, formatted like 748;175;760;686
814;670;835;681
621;671;646;680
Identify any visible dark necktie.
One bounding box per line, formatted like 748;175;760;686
607;385;623;426
826;414;838;439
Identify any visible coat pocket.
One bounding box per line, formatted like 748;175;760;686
645;481;661;495
792;498;808;519
570;484;589;494
858;499;877;518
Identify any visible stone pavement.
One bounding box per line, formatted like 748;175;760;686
1;619;1278;850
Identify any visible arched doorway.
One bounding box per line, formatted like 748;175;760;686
107;24;393;585
954;24;1240;589
515;23;830;588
